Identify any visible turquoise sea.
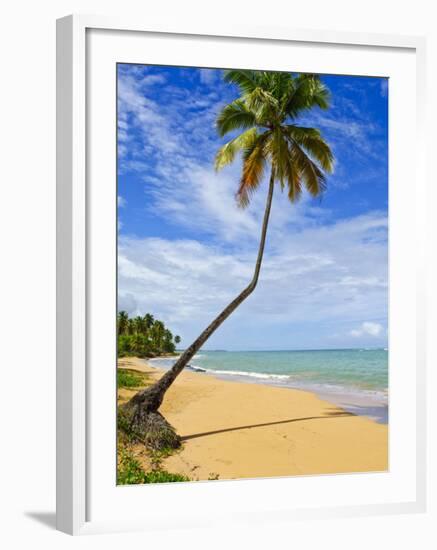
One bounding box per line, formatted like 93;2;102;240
151;348;389;423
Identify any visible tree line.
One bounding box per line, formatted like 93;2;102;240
117;311;181;357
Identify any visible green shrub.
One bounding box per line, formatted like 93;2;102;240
117;448;146;485
117;369;149;389
117;446;190;485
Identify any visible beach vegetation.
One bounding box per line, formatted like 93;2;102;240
117;368;150;389
117;311;179;357
117;446;147;485
117;445;189;485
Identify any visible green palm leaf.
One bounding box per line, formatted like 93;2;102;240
290;142;327;197
284;74;330;118
214;128;259;171
285;125;334;172
216;99;257;137
237;134;269;208
223;69;261;96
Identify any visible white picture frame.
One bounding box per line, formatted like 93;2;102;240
56;14;427;535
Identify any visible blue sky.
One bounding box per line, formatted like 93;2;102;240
117;64;388;350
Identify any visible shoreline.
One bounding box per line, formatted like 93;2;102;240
148;355;389;425
118;357;388;481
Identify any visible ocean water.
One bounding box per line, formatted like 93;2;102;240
151;349;389;423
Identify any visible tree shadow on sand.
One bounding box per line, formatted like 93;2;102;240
335;403;388;424
181;409;354;441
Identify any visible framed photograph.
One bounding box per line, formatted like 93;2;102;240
56;14;427;535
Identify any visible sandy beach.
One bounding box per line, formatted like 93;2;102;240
118;357;388;481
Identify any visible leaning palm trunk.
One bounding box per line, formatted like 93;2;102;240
121;172;275;449
121;70;333;450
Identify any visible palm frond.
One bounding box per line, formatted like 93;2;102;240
214;128;259;171
245;88;279;124
284;74;330;118
266;128;289;187
290;142;327;197
286;163;303;202
285;125;334;172
237;134;269;208
223;69;261;96
216;99;257;137
270;72;294;102
265;128;303;200
283;150;302;202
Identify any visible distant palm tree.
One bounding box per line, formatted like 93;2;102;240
123;70;334;449
130;333;143;354
127;318;136;336
133;316;146;335
163;329;175;353
151;320;165;351
174;335;181;345
143;313;154;330
117;311;129;336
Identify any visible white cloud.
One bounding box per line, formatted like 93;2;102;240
139;74;167;86
116;67;388;349
118;211;388;346
199;69;220;86
350;321;384;338
380;79;388;98
118;70;224;166
149;162;260;241
117;195;127;207
117;74;180;160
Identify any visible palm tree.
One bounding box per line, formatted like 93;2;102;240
163;328;175;353
133;316;146;335
143;313;154;330
127;318;136;336
130;333;143;355
122;70;333;449
149;319;165;352
117;311;129;336
174;335;181;345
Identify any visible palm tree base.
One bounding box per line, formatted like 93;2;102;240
120;394;181;451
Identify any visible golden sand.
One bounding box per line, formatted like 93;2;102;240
118;357;388;481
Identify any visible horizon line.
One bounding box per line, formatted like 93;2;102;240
174;346;389;353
